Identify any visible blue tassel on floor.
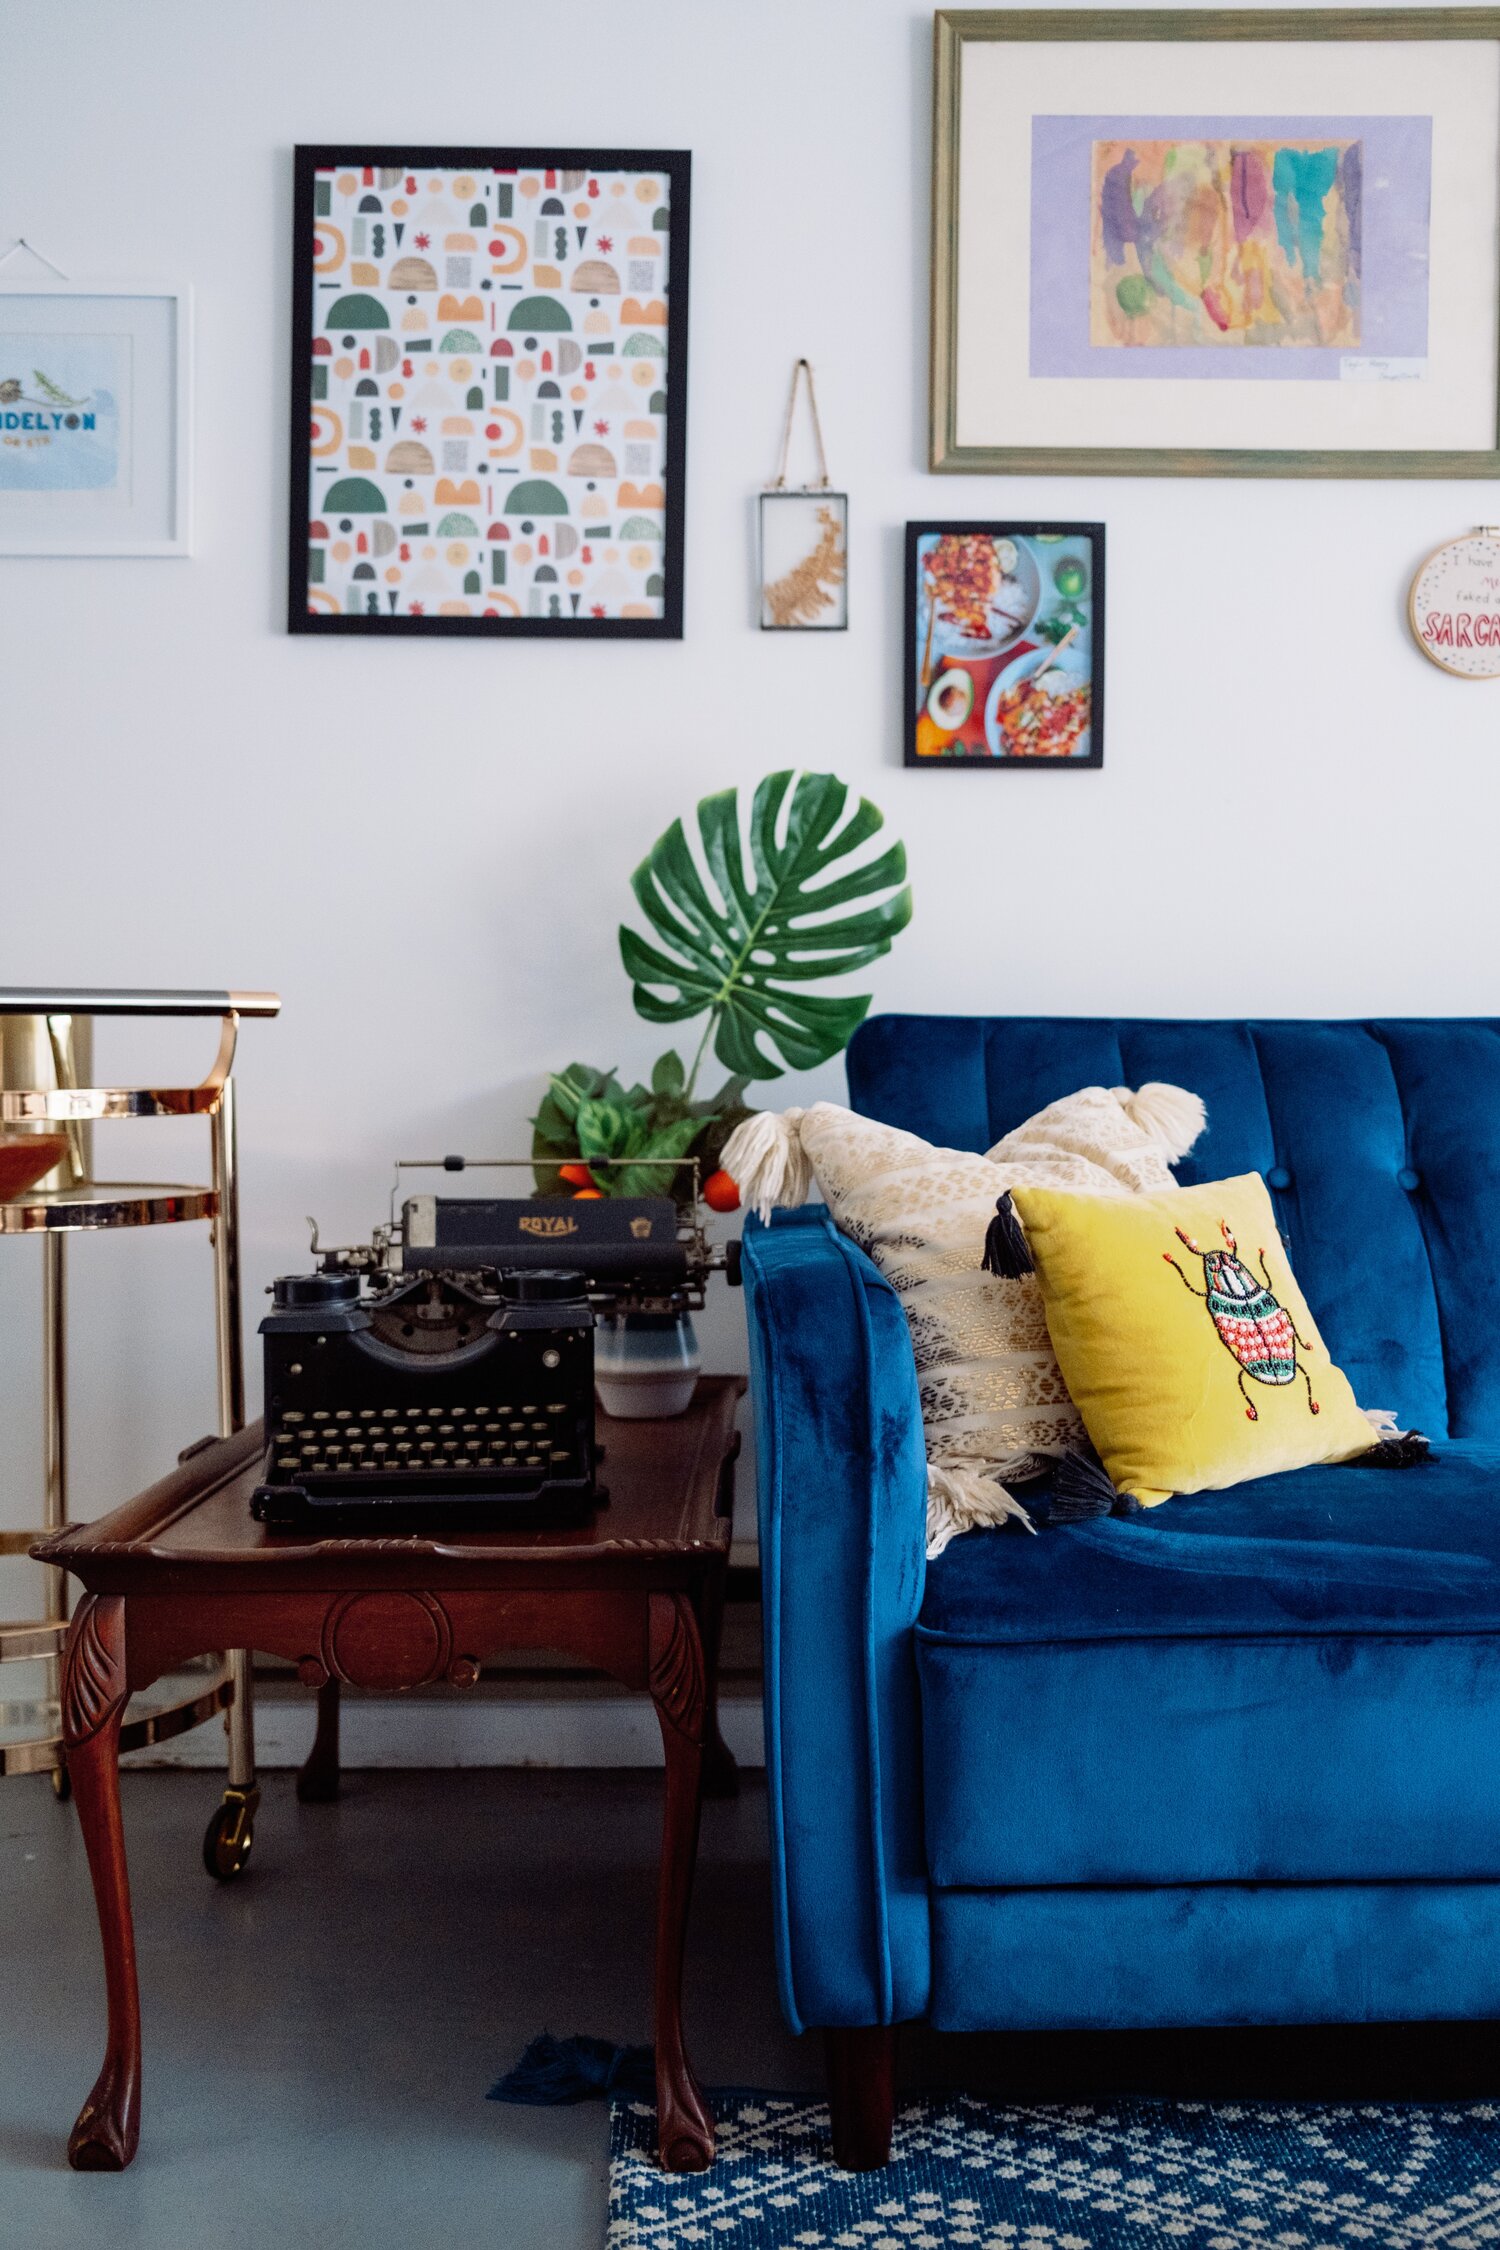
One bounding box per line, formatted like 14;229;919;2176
488;2032;656;2107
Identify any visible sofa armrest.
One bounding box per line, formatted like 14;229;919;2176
741;1207;931;2033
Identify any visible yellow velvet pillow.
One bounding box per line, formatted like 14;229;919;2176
1008;1172;1376;1507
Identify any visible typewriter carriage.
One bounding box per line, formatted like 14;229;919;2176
252;1156;738;1531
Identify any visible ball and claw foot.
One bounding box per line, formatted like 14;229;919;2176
202;1783;259;1881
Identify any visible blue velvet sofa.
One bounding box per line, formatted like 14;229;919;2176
741;1016;1500;2167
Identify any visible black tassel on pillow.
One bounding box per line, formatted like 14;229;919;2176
1050;1446;1119;1521
982;1191;1034;1278
1358;1430;1430;1468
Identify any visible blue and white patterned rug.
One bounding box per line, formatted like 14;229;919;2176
608;2090;1500;2248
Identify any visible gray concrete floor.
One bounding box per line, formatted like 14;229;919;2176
7;1766;1500;2250
0;1767;806;2250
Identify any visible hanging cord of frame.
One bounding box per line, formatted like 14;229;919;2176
769;358;832;491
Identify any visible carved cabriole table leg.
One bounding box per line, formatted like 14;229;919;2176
62;1595;141;2172
649;1591;715;2173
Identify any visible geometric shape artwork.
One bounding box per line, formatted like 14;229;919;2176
905;521;1104;766
288;146;690;635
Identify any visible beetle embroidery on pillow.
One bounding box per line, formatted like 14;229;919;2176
1164;1219;1319;1421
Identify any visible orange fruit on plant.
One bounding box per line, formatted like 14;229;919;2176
558;1162;595;1189
571;1187;604;1200
702;1169;741;1214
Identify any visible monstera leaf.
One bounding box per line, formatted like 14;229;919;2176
619;771;912;1081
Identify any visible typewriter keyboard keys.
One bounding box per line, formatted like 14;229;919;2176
372;1441;388;1456
419;1439;436;1453
381;1406;398;1419
334;1409;352;1421
548;1403;565;1416
312;1409;330;1422
358;1408;375;1420
283;1410;305;1424
396;1441;412;1454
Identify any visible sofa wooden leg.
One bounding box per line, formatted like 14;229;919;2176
824;2025;896;2171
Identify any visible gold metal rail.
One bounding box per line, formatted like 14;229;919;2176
0;990;278;1812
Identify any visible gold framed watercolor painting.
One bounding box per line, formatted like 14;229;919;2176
931;9;1500;477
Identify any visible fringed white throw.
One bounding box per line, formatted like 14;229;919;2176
724;1084;1206;1556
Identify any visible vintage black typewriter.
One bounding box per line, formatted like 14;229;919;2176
252;1155;731;1532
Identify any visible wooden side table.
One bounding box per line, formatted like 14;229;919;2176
34;1376;743;2177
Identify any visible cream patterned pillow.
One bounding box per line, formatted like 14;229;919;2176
724;1084;1204;1555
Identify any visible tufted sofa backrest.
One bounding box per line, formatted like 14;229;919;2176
846;1016;1500;1444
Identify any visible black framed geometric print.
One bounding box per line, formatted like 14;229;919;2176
288;146;690;637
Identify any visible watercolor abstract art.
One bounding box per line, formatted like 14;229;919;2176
288;146;689;637
930;11;1500;478
1091;137;1363;350
1029;113;1431;383
904;522;1104;768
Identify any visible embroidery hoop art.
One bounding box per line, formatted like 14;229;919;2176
1408;527;1500;678
759;359;848;631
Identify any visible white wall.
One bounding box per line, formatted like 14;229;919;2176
2;0;1497;1559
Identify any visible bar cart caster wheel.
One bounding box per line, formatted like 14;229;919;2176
203;1784;260;1881
52;1759;71;1803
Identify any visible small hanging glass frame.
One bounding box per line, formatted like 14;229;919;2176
759;360;847;631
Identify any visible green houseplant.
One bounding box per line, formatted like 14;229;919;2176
532;769;912;1208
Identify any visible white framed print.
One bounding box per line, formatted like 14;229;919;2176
0;284;192;554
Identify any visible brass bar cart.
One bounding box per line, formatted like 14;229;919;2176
0;988;279;1877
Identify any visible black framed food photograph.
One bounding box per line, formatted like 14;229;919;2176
905;522;1104;767
288;145;690;636
931;9;1500;479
